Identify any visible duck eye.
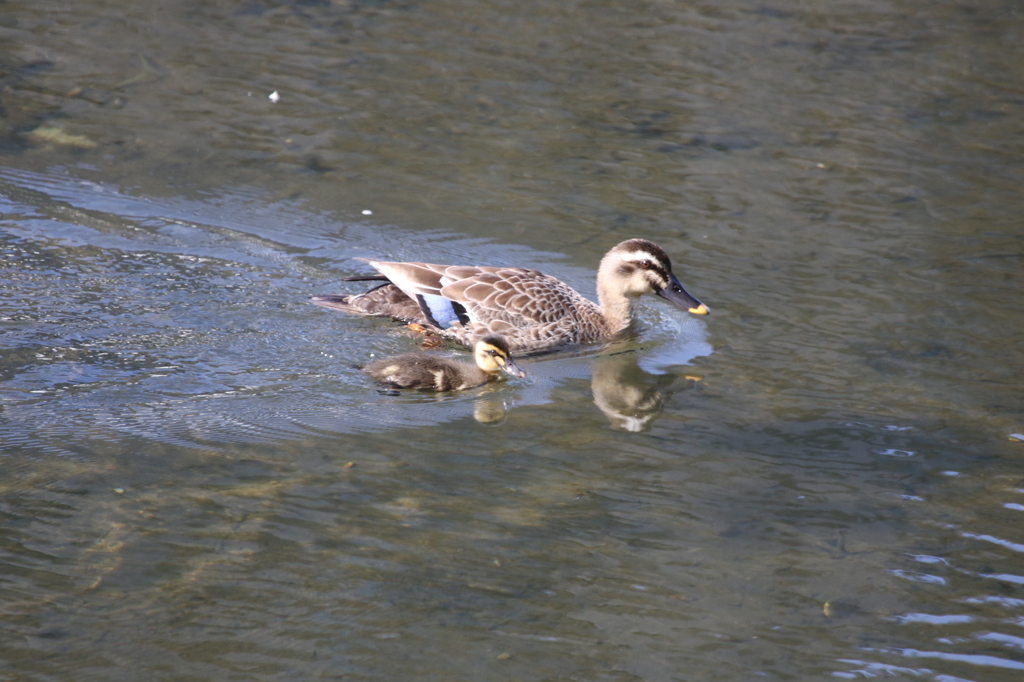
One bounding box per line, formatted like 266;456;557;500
639;260;652;270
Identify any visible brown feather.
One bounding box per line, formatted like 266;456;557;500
312;239;706;354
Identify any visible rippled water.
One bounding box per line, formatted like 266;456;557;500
2;1;1023;680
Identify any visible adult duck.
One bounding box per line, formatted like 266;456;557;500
311;239;708;354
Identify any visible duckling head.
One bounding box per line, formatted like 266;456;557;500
599;239;709;315
474;335;526;378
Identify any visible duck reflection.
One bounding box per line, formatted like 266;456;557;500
590;350;701;432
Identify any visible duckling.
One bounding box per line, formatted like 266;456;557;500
361;334;525;391
311;239;708;354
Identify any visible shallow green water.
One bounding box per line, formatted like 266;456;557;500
2;1;1023;680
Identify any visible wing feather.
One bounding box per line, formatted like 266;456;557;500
357;260;441;296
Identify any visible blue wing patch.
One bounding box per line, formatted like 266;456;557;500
416;294;468;328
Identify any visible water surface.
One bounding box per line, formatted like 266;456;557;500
2;1;1023;680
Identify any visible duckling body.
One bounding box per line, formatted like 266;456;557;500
362;335;525;391
312;239;708;354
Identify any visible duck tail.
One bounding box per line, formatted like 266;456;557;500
309;282;427;325
309;294;365;314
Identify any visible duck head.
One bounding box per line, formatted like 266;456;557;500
475;335;526;378
599;239;709;316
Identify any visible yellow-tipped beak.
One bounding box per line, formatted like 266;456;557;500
657;275;708;316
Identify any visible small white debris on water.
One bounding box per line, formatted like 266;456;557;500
269;91;280;103
878;449;915;457
362;209;373;215
1008;433;1024;442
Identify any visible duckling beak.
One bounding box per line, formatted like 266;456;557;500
501;357;526;379
657;273;709;315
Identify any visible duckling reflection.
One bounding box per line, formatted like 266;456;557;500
590;350;700;432
473;396;511;424
361;334;525;392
